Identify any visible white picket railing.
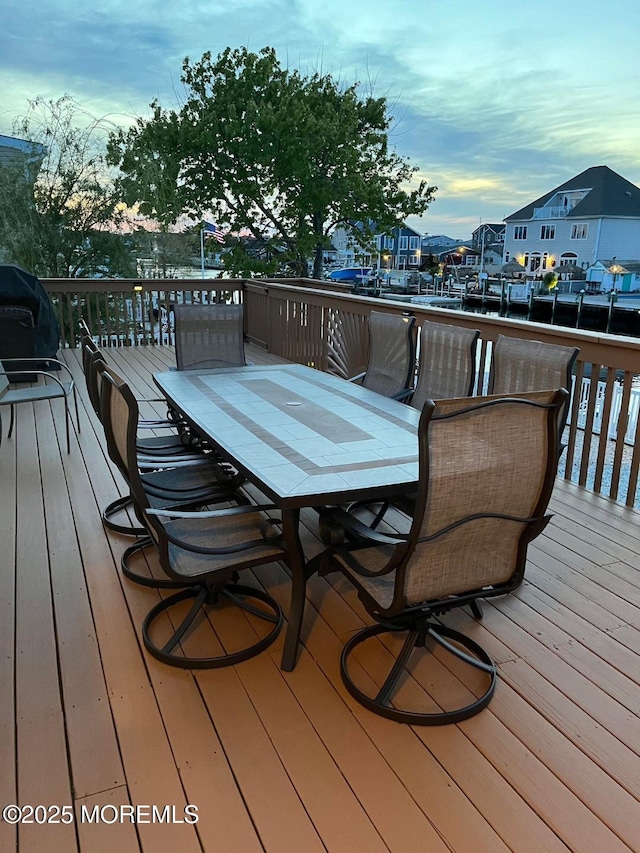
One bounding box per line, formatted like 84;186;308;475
575;378;640;444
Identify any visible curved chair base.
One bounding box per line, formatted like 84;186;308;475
121;537;186;589
102;495;147;537
142;583;283;669
341;622;497;725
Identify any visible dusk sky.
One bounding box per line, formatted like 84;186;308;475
2;0;639;239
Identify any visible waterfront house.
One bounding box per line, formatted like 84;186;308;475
375;224;422;269
471;222;505;250
328;224;372;268
421;234;460;248
503;165;640;280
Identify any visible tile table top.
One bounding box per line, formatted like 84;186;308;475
155;364;420;507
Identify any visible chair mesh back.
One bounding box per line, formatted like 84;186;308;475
488;335;578;437
81;339;103;418
362;311;416;398
411;321;479;410
174;304;246;371
403;391;559;605
109;382;133;478
102;368;161;548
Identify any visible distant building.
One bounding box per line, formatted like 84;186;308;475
421;234;459;248
375;225;422;269
503;165;640;280
471;223;505;250
0;133;45;173
586;259;640;292
329;225;372;267
0;134;46;262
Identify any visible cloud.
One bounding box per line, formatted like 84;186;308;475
3;0;640;237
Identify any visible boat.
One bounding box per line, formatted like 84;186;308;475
329;267;372;283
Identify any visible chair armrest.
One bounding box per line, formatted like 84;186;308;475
0;356;74;382
392;387;414;402
322;505;409;546
147;503;278;519
0;368;71;395
137;419;176;429
136;454;212;469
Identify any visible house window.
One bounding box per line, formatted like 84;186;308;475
514;226;527;240
540;225;555;240
409;253;419;266
409;236;419;250
571;223;588;240
399;236;408;250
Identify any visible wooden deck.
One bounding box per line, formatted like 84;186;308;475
2;343;640;853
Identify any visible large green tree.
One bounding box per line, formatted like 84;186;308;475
108;46;436;279
0;95;137;278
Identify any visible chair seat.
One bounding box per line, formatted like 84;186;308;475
167;512;284;578
2;380;73;403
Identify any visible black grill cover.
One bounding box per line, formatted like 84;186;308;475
0;264;60;360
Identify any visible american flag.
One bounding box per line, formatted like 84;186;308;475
203;221;225;244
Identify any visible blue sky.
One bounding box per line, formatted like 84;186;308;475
2;0;640;238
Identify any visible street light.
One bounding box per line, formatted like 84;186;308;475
608;257;625;291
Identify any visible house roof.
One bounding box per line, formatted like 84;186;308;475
505;166;640;221
590;258;640;273
473;223;505;232
0;134;45;168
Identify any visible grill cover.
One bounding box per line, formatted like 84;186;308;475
0;264;60;360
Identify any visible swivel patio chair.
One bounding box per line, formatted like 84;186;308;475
174;303;247;371
0;306;79;452
410;321;480;411
97;359;248;587
102;367;287;669
314;388;566;724
348;320;480;523
488;334;579;450
81;336;228;536
81;334;195;455
349;311;416;399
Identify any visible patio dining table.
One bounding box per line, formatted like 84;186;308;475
154;363;420;670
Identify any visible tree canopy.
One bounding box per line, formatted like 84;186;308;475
0;95;136;278
108;46;436;278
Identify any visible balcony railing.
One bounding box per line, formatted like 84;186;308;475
532;206;570;219
42;276;640;508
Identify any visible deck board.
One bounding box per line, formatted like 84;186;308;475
2;342;640;853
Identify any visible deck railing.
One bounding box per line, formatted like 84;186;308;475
43;276;640;508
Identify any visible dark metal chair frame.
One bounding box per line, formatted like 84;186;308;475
0;306;79;452
350;311;417;400
97;359;247;587
102;368;287;669
174;303;246;371
314;389;566;725
410;320;480;410
488;334;579;450
0;357;79;453
80;330;233;537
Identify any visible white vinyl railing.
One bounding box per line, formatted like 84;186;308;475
576;378;640;444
